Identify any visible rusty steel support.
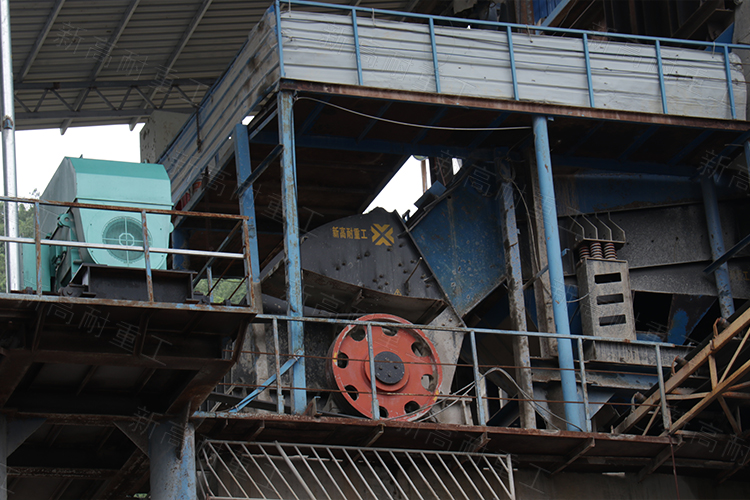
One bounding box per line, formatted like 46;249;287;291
149;421;196;500
615;308;750;435
497;157;535;429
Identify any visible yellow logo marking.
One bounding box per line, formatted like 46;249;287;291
371;224;394;246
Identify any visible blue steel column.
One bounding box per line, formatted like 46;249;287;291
532;115;584;432
701;175;735;318
234;123;261;292
149;421;196;500
278;90;306;413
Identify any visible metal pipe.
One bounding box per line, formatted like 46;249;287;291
1;0;20;292
532;114;584;432
701;175;735;318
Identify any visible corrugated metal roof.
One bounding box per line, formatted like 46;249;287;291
8;0;424;131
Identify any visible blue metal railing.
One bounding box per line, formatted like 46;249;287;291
274;0;750;120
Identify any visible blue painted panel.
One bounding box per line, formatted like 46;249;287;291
534;0;565;22
553;172;707;216
410;181;506;316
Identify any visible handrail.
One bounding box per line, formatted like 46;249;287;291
277;0;750;120
0;196;255;306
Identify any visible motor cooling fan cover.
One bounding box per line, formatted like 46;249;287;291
327;313;442;421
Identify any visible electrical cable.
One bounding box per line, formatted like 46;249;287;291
294;96;531;132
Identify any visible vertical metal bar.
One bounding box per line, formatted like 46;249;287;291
366;323;380;420
428;18;441;93
506;455;516;500
532;115;583;432
278;90;306;413
140;211;154;302
241;219;255;308
274;0;286;78
234;121;261;310
206;266;213;302
654;40;668;114
497;160;534;429
1;0;20;292
577;338;591;432
149;422;197;500
655;345;672;432
469;330;487;426
723;45;737;119
273;317;284;414
351;9;363;86
34;201;42;295
506;25;519;101
701;175;735;318
582;33;595;108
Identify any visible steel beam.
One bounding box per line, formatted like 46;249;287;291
17;0;65;82
532;115;583;432
233;123;261;285
497;158;535;429
701;175;735;318
1;0;19;292
150;421;196;500
615;306;750;434
60;0;141;133
278;90;306;413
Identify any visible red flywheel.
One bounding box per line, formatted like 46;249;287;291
328;313;442;421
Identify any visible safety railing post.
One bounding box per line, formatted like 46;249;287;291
274;318;284;414
34;201;42;295
577;337;591;432
366;323;379;420
351;8;363;85
470;330;487;426
141;210;154;302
